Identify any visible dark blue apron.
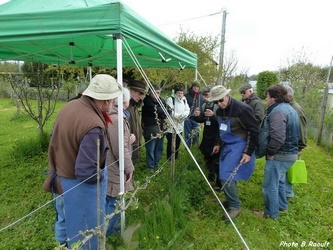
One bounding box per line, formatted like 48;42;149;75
218;107;255;181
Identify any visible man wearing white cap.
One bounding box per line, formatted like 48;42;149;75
48;74;122;249
209;85;259;220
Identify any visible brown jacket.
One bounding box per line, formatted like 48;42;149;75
48;96;108;178
107;106;134;197
127;98;143;163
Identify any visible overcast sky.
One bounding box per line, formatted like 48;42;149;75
1;0;332;75
122;0;333;75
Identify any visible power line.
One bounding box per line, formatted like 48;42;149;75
157;10;222;27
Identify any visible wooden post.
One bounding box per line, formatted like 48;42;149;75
316;56;333;145
171;128;176;180
16;99;21;115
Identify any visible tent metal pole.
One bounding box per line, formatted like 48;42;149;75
116;34;126;236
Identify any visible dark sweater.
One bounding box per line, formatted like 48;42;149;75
215;97;259;155
141;94;168;138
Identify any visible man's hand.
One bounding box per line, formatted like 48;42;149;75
125;172;133;183
204;109;214;117
240;153;251;164
212;145;220;154
266;155;274;160
130;134;136;144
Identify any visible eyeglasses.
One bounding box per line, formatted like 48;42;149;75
214;98;224;104
240;91;246;95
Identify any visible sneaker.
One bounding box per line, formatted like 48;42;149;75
253;210;269;219
223;208;241;220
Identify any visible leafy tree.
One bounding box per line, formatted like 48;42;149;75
256;71;279;99
177;28;219;87
62;81;77;101
125;29;221;92
0;61;20;97
60;65;86;100
0;61;19;73
229;73;249;90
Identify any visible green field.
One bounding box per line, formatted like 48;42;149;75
0;98;332;250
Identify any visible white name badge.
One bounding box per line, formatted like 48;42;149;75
219;123;227;131
205;120;211;126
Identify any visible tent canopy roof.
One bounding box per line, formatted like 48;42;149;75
0;0;197;69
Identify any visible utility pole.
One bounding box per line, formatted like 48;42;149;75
316;55;333;145
217;9;227;85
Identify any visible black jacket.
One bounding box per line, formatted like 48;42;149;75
193;101;221;156
141;94;169;139
185;88;204;115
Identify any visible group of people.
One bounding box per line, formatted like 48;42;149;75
47;75;152;248
45;75;199;248
46;74;307;248
193;83;307;221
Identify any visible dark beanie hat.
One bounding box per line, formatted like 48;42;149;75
127;80;147;94
239;83;252;93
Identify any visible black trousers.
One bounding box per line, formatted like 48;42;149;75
166;132;182;160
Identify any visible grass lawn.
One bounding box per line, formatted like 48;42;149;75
0;97;332;249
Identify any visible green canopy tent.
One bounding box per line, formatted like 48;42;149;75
0;0;197;69
0;0;198;239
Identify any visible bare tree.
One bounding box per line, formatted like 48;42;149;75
9;62;60;135
222;50;239;88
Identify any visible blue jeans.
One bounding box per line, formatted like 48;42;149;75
285;178;294;198
221;181;240;209
105;196;120;236
54;194;67;244
60;174;107;249
145;136;164;169
262;159;293;219
184;119;199;147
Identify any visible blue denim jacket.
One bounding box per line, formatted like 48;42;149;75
257;102;299;157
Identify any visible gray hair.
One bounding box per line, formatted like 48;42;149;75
115;87;130;103
285;85;294;96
